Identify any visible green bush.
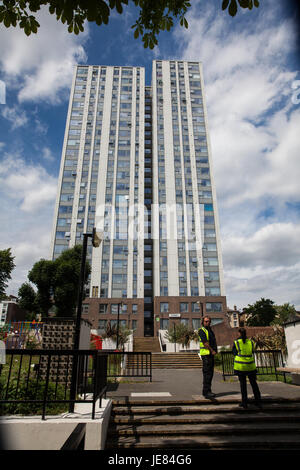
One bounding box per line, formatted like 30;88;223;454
0;374;69;416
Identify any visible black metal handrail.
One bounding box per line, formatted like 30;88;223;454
102;351;152;381
220;349;287;382
0;349;107;420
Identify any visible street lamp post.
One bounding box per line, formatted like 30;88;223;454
197;299;204;324
69;228;103;413
116;302;123;350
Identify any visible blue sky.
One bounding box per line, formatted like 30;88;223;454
0;0;300;310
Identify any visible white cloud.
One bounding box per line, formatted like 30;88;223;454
0;153;57;213
0;7;89;103
174;1;300;308
1;105;28;129
223;223;300;269
0;153;58;296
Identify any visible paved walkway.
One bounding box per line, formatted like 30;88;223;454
106;369;300;402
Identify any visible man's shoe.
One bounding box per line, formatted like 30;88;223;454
239;402;248;409
254;401;262;409
203;392;216;399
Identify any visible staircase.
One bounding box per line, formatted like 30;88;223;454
133;337;161;353
105;398;300;449
152;353;202;369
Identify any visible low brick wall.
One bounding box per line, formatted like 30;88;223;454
212;321;276;348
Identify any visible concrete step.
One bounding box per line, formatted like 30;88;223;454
105;398;300;449
108;422;300;436
106;434;300;450
151;352;202;369
127;352;203;369
111;411;300;425
111;402;300;416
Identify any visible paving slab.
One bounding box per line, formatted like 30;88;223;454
106;369;300;402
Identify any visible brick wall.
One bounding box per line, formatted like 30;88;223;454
212;321;277;348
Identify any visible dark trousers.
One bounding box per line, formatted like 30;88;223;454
237;371;261;405
202;355;215;395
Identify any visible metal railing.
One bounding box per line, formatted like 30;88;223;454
0;349;107;420
104;351;152;381
220;349;287;382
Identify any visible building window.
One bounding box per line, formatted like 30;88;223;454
160;302;169;313
206;302;222;312
160;319;169;330
99;304;108;314
180;318;189;327
180;302;188;313
98;320;107;332
82;304;89;314
111;304;119;314
132;304;138;313
211;318;223;326
191;302;200;312
92;286;98;297
192;318;201;330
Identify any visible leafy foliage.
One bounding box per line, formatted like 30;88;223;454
0;248;15;300
222;0;260;17
252;326;287;355
18;282;39;316
0;0;259;47
272;303;298;326
102;321;131;348
0;373;68;415
23;245;90;318
164;322;198;349
243;298;277;327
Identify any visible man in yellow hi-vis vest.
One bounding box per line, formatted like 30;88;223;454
232;328;262;409
198;316;217;398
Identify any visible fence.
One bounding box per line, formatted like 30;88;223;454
220;349;287;382
0;349;107;420
104;351;152;381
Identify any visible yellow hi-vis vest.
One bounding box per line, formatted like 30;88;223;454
199;327;210;356
234;338;256;372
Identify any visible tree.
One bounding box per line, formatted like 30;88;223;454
28;258;55;317
18;282;39;316
243;298;277;327
53;244;90;317
27;245;90;317
272;303;298;326
0;248;15;300
0;0;260;48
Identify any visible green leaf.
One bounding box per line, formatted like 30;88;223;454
222;0;229;10
24;23;31;36
228;0;238;16
248;0;253;9
254;0;259;6
134;27;139;39
184;17;188;29
116;0;123;14
238;0;249;7
3;13;11;28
